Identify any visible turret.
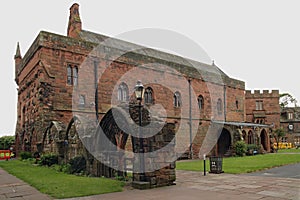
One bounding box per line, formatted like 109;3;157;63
67;3;82;38
14;42;22;84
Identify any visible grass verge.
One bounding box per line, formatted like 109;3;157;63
0;160;124;199
277;148;300;153
176;153;300;174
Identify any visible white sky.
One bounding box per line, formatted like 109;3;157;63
1;0;299;136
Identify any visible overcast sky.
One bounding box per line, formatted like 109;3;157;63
1;0;299;136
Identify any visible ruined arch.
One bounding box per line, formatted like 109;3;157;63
93;106;137;177
65;116;84;160
41;121;65;154
96;107;137;153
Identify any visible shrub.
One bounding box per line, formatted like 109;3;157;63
50;164;71;174
234;141;247;156
69;156;86;174
247;144;259;155
247;144;259;151
19;151;32;160
39;154;58;166
60;163;72;174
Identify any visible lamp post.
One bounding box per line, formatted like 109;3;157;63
134;80;145;181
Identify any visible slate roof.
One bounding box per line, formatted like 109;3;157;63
79;30;239;85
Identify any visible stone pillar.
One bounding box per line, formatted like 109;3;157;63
132;122;176;189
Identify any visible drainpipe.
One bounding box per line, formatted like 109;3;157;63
224;85;227;122
94;60;99;123
188;79;193;159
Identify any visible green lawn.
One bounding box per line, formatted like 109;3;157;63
0;160;124;199
277;148;300;153
177;153;300;174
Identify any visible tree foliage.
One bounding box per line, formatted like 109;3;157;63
0;136;15;150
272;127;286;151
280;93;298;108
234;140;247;156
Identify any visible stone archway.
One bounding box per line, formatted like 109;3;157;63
217;128;231;156
92;106;176;188
260;129;269;151
248;130;254;144
93;107;138;178
65;117;85;161
41;121;65;154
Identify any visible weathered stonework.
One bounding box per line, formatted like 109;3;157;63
14;3;281;187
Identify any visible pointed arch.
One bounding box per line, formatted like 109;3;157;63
260;129;269;151
65;116;84;160
117;82;129;102
42;121;65;153
197;95;204;111
144;87;154;104
248;130;254;144
217;128;231;156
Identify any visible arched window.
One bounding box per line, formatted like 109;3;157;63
67;64;78;86
174;91;181;107
118;83;129;102
197;95;204;111
144;87;154;104
67;65;72;85
248;131;253;144
217;98;223;115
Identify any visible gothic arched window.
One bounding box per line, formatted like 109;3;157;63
118;82;129;102
198;95;204;111
144;87;154;104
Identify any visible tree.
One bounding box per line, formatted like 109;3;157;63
280;93;298;108
272;128;285;152
0;136;15;150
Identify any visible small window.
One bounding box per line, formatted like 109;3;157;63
217;98;223;115
198;95;204;110
79;95;85;106
67;64;78;86
174;91;181;107
288;112;293;120
144;87;154;104
255;100;263;110
236;100;239;109
118;82;129;102
67;65;72;85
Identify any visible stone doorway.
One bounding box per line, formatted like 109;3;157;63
260;129;268;151
217;128;231;156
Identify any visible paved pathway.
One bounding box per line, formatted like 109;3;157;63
248;162;300;179
0;167;51;200
1;166;299;199
64;170;300;200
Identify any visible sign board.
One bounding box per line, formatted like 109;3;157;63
0;150;12;160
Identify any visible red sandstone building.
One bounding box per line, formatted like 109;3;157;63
280;107;300;146
14;4;281;176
